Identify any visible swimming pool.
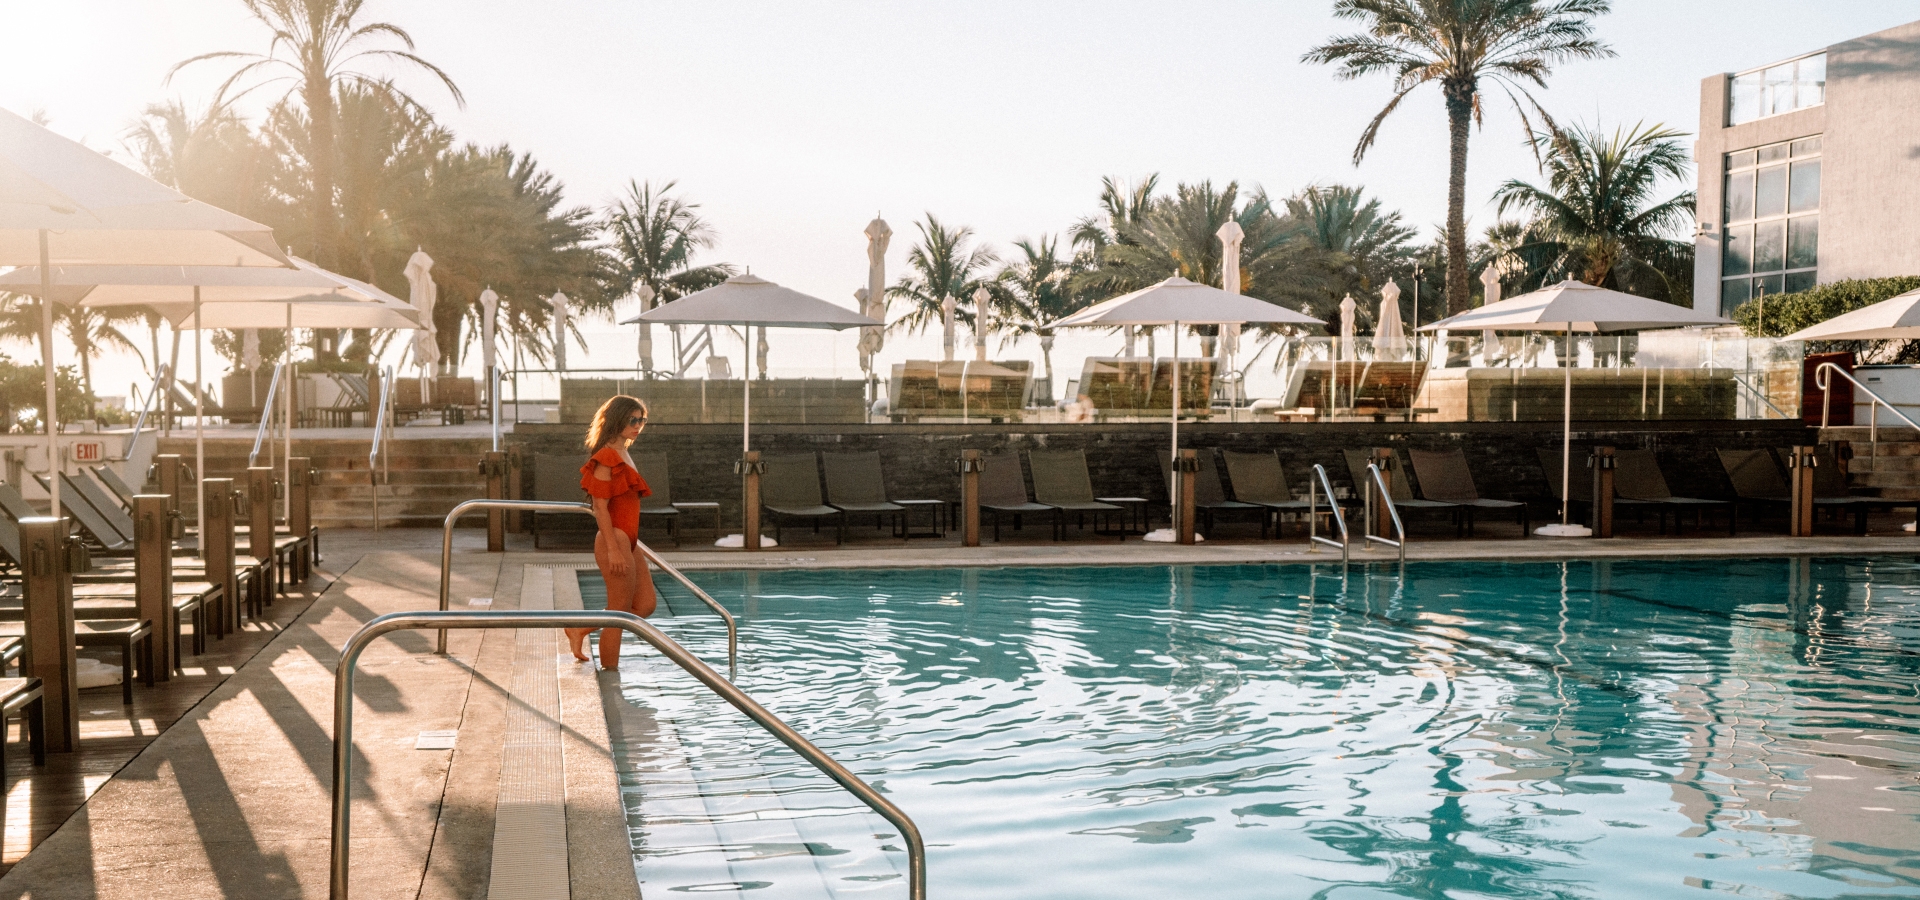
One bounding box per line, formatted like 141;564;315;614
591;557;1920;899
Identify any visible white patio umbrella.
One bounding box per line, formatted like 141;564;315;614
405;251;438;404
1783;286;1920;341
551;292;571;372
1053;275;1322;541
629;273;879;547
1376;283;1409;362
860;217;891;379
632;283;656;373
972;285;991;362
479;288;500;375
1421;279;1731;536
0;107;292;516
941;295;957;362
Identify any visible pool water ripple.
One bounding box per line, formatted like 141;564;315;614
604;557;1920;899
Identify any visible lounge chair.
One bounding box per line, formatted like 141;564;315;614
1028;451;1123;540
1534;448;1657;528
633;451;681;543
1341;448;1463;533
1221;450;1326;536
1805;444;1915;528
976;453;1053;541
89;464;143;508
531;453;595;548
1613;448;1733;535
822;452;908;538
1157;450;1265;537
1406;448;1531;537
760;453;843;543
0;677;45;789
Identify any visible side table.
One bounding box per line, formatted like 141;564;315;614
896;499;947;538
1096;497;1149;536
672;501;723;539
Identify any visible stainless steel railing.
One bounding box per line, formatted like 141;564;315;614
118;363;168;461
328;610;923;900
1306;463;1349;564
1816;361;1920;459
1363;463;1407;563
435;498;739;670
369;365;394;532
247;362;284;468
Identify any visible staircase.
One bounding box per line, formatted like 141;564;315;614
155;434;492;529
1819;426;1920;500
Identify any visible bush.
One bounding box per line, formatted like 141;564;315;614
1733;276;1920;337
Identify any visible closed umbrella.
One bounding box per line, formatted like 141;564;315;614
1480;267;1504;363
479;288;499;375
1422;280;1730;536
860;217;890;379
628;273;878;548
0;107;291;516
1216;222;1244;359
941;295;957;362
551;292;571;372
1054;276;1322;542
1375;283;1408;362
972;285;991;362
633;284;656;374
405;251;438;405
1338;294;1357;360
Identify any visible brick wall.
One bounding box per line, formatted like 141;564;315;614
509;420;1814;524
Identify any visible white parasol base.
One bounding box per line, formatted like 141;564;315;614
1534;523;1594;538
1141;528;1203;543
1905;522;1915;533
715;534;778;549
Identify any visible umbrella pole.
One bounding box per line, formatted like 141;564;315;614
1562;327;1572;527
195;288;205;551
1172;325;1180;536
38;230;57;520
285;307;293;524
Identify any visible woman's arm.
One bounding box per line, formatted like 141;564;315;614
591;465;629;576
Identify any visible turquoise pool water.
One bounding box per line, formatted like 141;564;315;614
592;558;1920;899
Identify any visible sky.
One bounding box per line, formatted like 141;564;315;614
3;1;1918;407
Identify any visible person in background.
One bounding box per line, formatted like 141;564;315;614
569;395;659;667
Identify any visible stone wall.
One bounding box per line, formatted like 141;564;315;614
509;420;1815;525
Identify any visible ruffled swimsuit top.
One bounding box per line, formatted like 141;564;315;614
580;445;651;541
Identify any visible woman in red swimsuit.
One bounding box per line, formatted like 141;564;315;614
568;395;659;667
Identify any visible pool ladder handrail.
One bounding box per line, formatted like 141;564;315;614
1306;463;1349;564
328;610;925;900
1815;361;1920;460
435;498;738;672
1362;463;1408;563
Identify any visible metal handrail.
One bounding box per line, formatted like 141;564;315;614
1363;463;1408;563
435;498;738;670
247;362;284;468
369;365;394;531
117;364;168;461
1306;463;1349;564
1728;372;1793;420
1816;362;1920;460
329;610;923;900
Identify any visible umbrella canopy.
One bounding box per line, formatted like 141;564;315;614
1338;294;1357;360
1216;221;1244;356
479;288;500;373
0;258;355;304
1376;283;1408;362
1052;276;1323;329
859;217;890;373
160;294;421;330
1782;287;1920;341
405;250;439;372
1420;279;1731;333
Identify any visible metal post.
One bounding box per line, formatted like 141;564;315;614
1588;446;1616;539
1788;445;1817;537
21;516;77;752
135;495;177;681
288;456;314;580
960;449;982;547
156;453;184;513
247;466;276;602
1176;448;1198;545
203;478;239;638
740;450;763;551
482;451;508;552
1369;448;1394;539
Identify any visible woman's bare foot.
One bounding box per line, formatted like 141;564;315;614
566;629;591;662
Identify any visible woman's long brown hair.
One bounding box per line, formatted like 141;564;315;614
584;395;647;454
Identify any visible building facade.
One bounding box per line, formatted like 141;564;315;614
1694;20;1920;317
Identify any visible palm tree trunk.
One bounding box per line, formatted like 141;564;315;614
1444;79;1475;316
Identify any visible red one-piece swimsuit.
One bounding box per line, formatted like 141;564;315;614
580;445;651;545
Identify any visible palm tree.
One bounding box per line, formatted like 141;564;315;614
0;297;141;418
995;235;1087;390
602;180;736;308
1304;0;1614;315
1490;121;1696;303
1287;184;1418;324
887;215;998;341
1090;180;1328;316
171;0;463;279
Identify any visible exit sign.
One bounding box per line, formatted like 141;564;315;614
70;441;104;462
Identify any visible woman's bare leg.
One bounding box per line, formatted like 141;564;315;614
576;530;636;664
599;536;645;668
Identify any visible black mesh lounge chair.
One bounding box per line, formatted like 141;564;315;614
1720;448;1867;533
1157;450;1265;537
531;453;594;548
1342;448;1462;532
1614;448;1733;535
822;452;908;538
760;453;843;544
1535;448;1656;527
0;677;45;789
1029;451;1123;540
1221;450;1326;536
977;453;1053;541
89;464;142;509
1406;448;1531;537
1805;444;1914;528
633;451;679;543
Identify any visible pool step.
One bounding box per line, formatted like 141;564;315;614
1820;427;1920;500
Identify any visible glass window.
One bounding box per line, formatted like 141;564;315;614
1797;53;1826;107
1788;216;1818;269
1729;53;1826;124
1730;149;1756;169
1789;160;1820;213
1754;220;1786;272
1730;74;1763;125
1721;278;1751;317
1724;171;1755;222
1785;270;1818;294
1791;137;1821;157
1766;63;1798;116
1753;273;1785;298
1724;225;1754;275
1758;144;1789;164
1754;165;1788;216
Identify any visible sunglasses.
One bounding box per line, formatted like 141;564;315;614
627;415;648;426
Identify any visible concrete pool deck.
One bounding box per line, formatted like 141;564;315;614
3;525;1918;898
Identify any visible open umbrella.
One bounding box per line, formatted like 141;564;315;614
1054;275;1322;542
1422;279;1731;536
628;273;878;548
0;107;291;516
1782;286;1920;341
